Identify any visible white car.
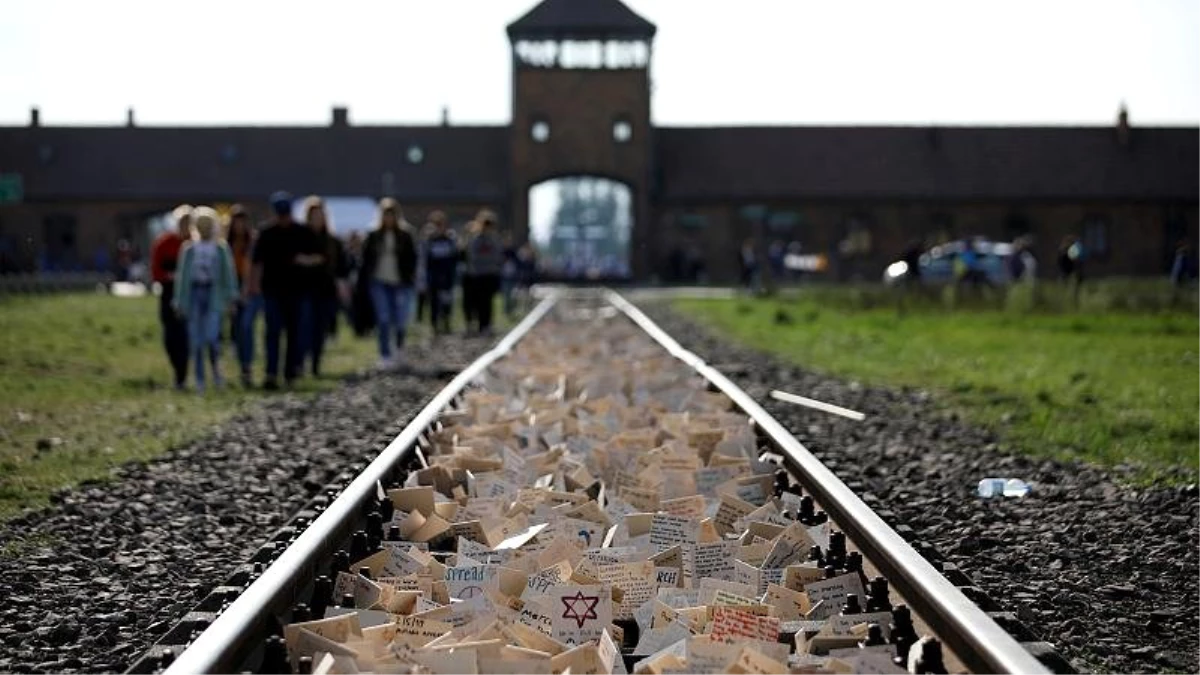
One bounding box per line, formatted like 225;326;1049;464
884;240;1014;287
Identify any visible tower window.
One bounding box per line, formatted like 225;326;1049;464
613;119;632;143
531;119;550;143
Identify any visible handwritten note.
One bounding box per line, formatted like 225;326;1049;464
550;584;613;647
709;607;782;643
649;514;697;552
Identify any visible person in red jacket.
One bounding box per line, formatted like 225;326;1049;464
151;205;193;389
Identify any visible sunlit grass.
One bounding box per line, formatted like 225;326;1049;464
676;287;1199;481
0;292;380;519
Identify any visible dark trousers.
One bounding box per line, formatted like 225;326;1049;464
264;294;306;382
430;284;453;334
159;281;189;386
461;274;478;328
416;289;428;322
328;296;340;338
474;274;500;332
309;295;336;375
229;301;244;345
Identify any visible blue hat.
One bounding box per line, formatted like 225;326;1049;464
269;191;293;215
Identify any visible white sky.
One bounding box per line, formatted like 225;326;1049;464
2;0;1198;127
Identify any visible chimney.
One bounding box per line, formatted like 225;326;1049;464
441;106;450;127
30;107;40;127
126;107;135;127
1116;103;1130;146
331;106;349;128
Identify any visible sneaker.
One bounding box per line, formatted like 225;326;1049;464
263;379;280;391
376;357;395;371
240;372;253;388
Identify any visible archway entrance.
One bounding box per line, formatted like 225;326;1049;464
528;176;633;280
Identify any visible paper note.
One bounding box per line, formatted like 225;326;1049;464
649;514;698;552
550;584;613;647
709;607;781;643
713;494;758;535
801;573;866;612
654;567;680;588
691;540;741;581
784;564;826;592
444;564;499;602
392;614;454;649
764;583;811;620
332;572;382;609
633;622;692;656
594;561;656;620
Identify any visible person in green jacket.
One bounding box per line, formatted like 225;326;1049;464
173;206;239;392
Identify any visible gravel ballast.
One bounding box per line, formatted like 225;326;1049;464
1;302;1195;674
644;303;1198;674
0;336;491;674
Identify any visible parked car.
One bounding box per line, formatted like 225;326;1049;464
883;239;1014;287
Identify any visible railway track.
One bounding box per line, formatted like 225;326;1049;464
130;289;1061;674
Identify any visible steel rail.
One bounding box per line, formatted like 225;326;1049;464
164;293;560;675
605;290;1050;675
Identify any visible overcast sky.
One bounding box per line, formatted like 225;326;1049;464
2;0;1198;127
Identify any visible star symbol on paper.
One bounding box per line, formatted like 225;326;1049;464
560;591;600;629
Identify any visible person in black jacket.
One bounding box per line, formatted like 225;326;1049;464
301;196;350;377
358;198;417;368
464;210;504;336
423;210;459;336
251;191;323;390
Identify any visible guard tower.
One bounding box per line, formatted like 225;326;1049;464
507;0;657;278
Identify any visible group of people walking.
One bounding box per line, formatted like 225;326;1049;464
149;192;534;392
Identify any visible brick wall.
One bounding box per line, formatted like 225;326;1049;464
651;200;1200;284
509;66;653;276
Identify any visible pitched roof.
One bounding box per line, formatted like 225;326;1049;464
0;125;510;202
657;125;1200;202
507;0;656;40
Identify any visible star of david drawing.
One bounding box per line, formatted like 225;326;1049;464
560;591;600;628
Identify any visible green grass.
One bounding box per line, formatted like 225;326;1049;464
0;292;381;519
675;288;1199;481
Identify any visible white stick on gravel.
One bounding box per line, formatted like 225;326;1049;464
770;389;866;421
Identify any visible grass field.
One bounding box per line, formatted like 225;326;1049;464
675;286;1199;481
0;292;385;519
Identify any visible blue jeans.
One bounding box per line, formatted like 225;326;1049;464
238;294;264;375
187;283;223;387
369;281;413;359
